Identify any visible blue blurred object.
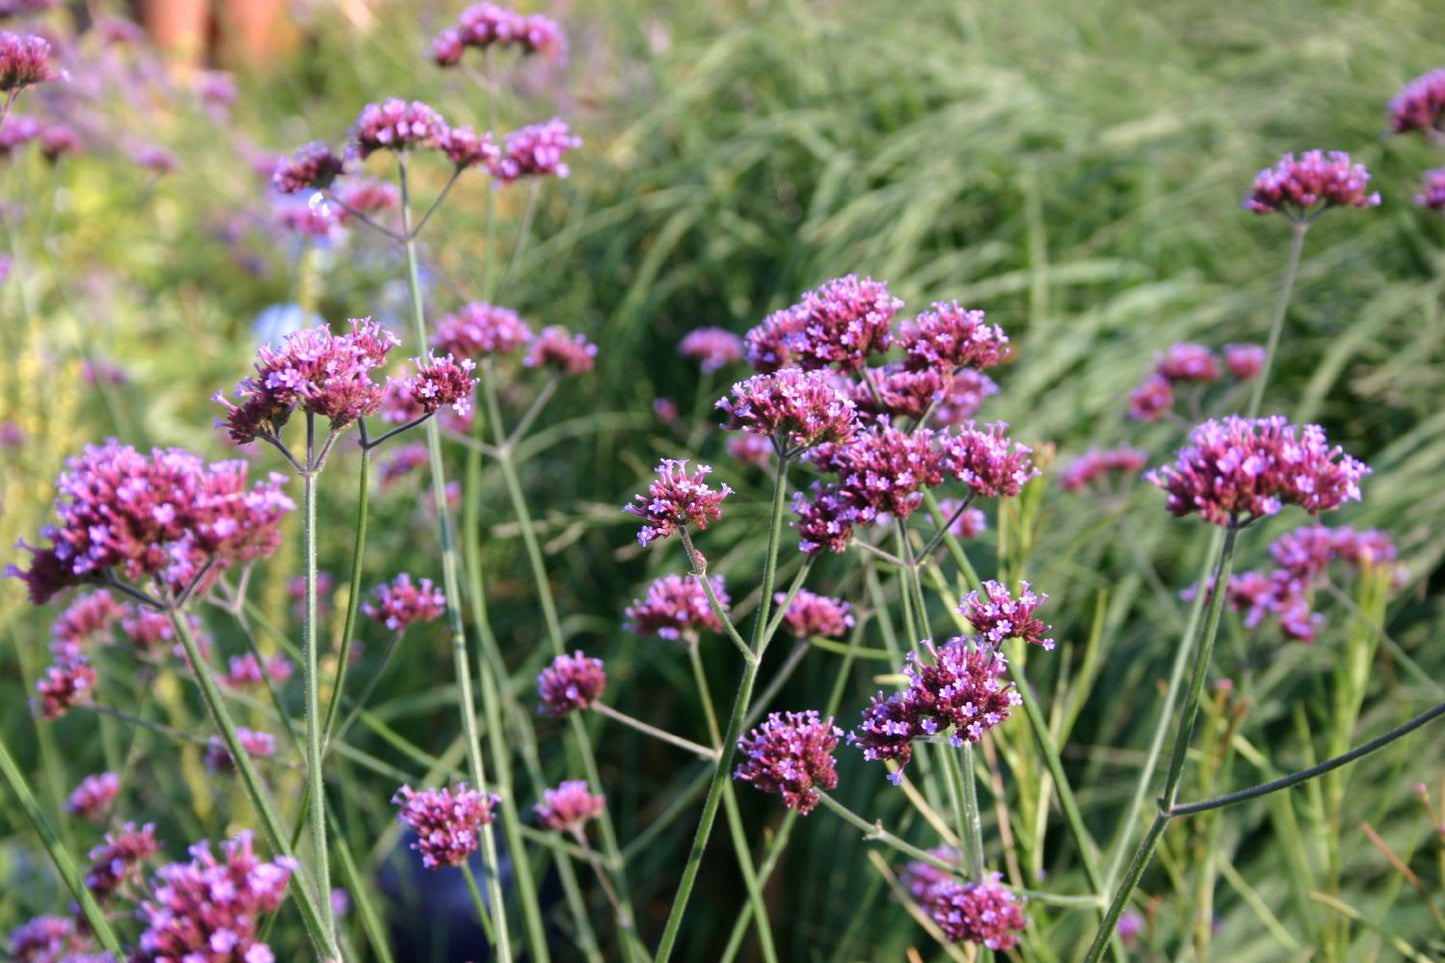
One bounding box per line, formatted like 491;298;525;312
250;302;323;345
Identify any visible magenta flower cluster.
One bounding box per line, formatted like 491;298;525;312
744;275;901;373
777;589;855;640
204;728;277;775
8;915;91;963
214;318;400;444
679;326;745;373
490;119;583;183
625;459;732;545
960;580;1053;650
133;832;295;962
901;856;1028;950
432;301;534;361
270;141;346;193
537;651;607;715
0;31;56;92
67;771;120;823
50;590;124;662
9;442;293;605
431;3;566;66
1058;446;1149;492
1243;151;1381;221
351;98;447;157
224;653;295;690
386;353;479;418
393;783;499;869
897;301;1011;373
1128;342;1263;422
852;638;1022;783
624;573;728;641
534;780;606;832
85;822;160;900
733;710;842;815
717;368;858;455
1389;68;1445;139
1146;416;1370;527
363;573;446;632
1416;168;1445;212
524;324;597;375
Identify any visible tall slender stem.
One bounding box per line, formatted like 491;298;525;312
323;445;370;748
398;156;513;962
1247;220;1308;418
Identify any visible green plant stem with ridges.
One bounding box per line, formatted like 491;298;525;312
168;604;337;959
300;416;339;949
1249;220;1308;419
0;734;126;958
1085;523;1239;963
322;443;370;751
653;456;791;963
399;155;512;962
477;370;641;956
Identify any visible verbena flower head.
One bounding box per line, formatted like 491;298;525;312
901;859;1027;950
1058;446;1149;492
490;119;581;183
85;821;159;900
934;497;987;538
35;657;95;719
387;353;478;418
332;177;400;217
850;363;946;425
380;443;429;490
363;573;446;632
1389;68;1445;138
744;275;900;373
534;780;606;832
900;302;1010;373
942;422;1039;498
51;590;124;662
434;302;533;361
931;369;1000;427
0;446;302;604
1243;151;1381;221
1128;372;1174;422
224;652;295;690
271;141;345;193
960;580;1053;650
524;324;597;374
728;432;773;466
624;573;727;641
537;651;606;715
134;831;295;962
717;368;858;454
8;915;87;962
38;121;78;162
679;326;745;373
1415;167;1445;211
393;783;499;869
0;32;56;92
215;318;399;444
1156;343;1220;383
1223;343;1266;379
67;771;120;823
434;3;566;64
625;459;732;545
777;589;854;640
733;710;842;814
351;98;447;158
437;125;499;170
1146;415;1370;527
204;728;277;775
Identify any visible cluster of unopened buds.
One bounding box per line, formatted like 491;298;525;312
1127;341;1265;422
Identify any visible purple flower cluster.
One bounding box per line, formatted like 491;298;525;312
437;125;499;170
777;589;855;640
433;302;533;360
679;326;745;373
534;780;606;832
351;98;448;157
1128;342;1263;422
931;369;1000;426
1058;446;1149;492
960;580;1053;650
624;573;727;641
733;710;842;814
1243;151;1381;221
85;821;159;899
898;302;1010;373
901;856;1028;950
851;638;1021;783
379;443;429;490
850;363;946;424
1146;416;1370;527
934;498;987;539
270;141;346;194
393;783;499;869
223;653;295;690
625;459;732;545
1224;343;1266;380
491;119;582;183
537;651;607;715
744;275;901;373
717;368;858;455
9;443;293;605
50;590;124;662
1417;168;1445;212
524;324;597;375
215;318;400;444
67;771;120;823
431;3;566;66
1389;68;1445;139
204;728;277;775
8;915;90;963
0;31;55;92
35;658;96;720
387;354;479;418
363;573;446;632
134;832;295;962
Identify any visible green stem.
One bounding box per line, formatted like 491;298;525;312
593;701;717;760
816;792;965;874
653;458;791;963
0;736;126;958
322;443;371;748
462;861;499;948
958;744;985;880
399;155;513;962
1247;220;1308;419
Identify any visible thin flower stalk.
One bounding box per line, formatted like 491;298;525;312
1248;220;1308;418
591;700;718;760
653;456;792;963
398;155;512;961
321;441;371;749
